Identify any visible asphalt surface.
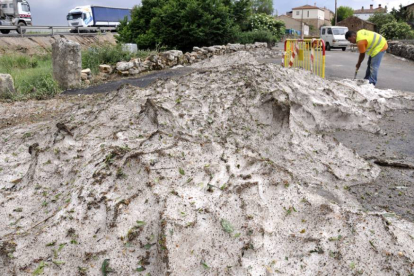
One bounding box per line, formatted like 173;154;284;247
325;48;414;92
63;67;195;95
331;110;414;222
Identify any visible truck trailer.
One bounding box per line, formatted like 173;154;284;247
67;5;131;30
0;0;32;34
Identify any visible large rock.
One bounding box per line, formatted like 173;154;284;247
116;61;134;72
52;38;82;90
121;43;138;54
0;74;15;96
99;64;113;74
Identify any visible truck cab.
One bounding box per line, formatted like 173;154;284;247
320;26;350;51
0;0;32;34
67;6;93;28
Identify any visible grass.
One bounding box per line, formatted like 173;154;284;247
0;54;60;100
0;44;155;101
82;44;156;74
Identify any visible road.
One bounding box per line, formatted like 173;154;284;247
274;42;414;93
325;48;414;92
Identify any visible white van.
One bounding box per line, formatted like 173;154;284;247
320;26;350;51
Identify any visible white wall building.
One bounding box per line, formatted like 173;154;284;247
291;5;325;31
354;4;387;21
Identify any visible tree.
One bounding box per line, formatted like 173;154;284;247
380;21;414;39
116;0;253;51
390;4;414;22
228;0;252;31
331;6;353;26
251;0;273;15
368;12;396;32
390;4;414;28
247;13;285;38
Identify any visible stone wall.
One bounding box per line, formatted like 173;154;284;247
387;41;414;62
337;16;375;32
97;42;269;81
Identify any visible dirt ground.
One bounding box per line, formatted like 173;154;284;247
1;50;414;275
0;33;117;56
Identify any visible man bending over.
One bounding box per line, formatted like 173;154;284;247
345;30;388;86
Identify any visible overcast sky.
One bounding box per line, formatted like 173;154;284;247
29;0;414;26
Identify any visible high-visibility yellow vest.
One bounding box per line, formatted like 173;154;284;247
356;29;387;57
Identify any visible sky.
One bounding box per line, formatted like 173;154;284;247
27;0;414;26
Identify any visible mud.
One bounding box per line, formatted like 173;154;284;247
1;51;414;275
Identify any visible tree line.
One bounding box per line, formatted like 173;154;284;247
116;0;285;51
333;5;414;39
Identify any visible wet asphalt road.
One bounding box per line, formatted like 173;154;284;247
274;42;414;93
324;48;414;92
63;67;195;95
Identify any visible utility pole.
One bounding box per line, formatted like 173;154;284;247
335;0;338;25
301;8;304;39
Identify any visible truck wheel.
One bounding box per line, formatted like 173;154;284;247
16;22;27;34
1;30;11;34
326;43;331;51
342;47;346;51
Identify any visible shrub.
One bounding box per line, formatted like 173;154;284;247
235;30;276;45
15;72;61;100
116;0;252;51
368;12;396;32
81;44;156;74
380;21;414;40
247;13;285;41
82;45;133;74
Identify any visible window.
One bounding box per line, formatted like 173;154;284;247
296;11;300;15
21;4;30;12
327;28;333;35
1;4;7;9
322;29;326;35
67;13;82;20
333;28;347;35
307;11;309;17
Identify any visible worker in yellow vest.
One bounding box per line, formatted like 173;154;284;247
345;30;388;85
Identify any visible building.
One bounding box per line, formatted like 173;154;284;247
322;8;334;26
336;16;375;32
402;3;414;28
354;4;386;21
291;4;330;31
277;15;310;36
404;2;414;14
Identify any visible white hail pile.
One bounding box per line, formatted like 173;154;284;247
1;51;414;275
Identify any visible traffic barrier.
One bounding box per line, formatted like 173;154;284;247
284;39;326;78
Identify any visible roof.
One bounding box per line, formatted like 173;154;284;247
322;8;335;14
337;16;375;25
354;7;386;14
292;5;323;11
276;15;310;26
403;3;414;8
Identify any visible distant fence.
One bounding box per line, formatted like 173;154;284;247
284;39;326;78
0;26;116;37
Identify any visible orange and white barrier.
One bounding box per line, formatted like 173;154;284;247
283;39;326;78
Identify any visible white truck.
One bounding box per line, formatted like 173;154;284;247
67;5;131;30
0;0;32;34
320;26;350;51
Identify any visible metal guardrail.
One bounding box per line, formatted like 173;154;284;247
0;26;117;37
